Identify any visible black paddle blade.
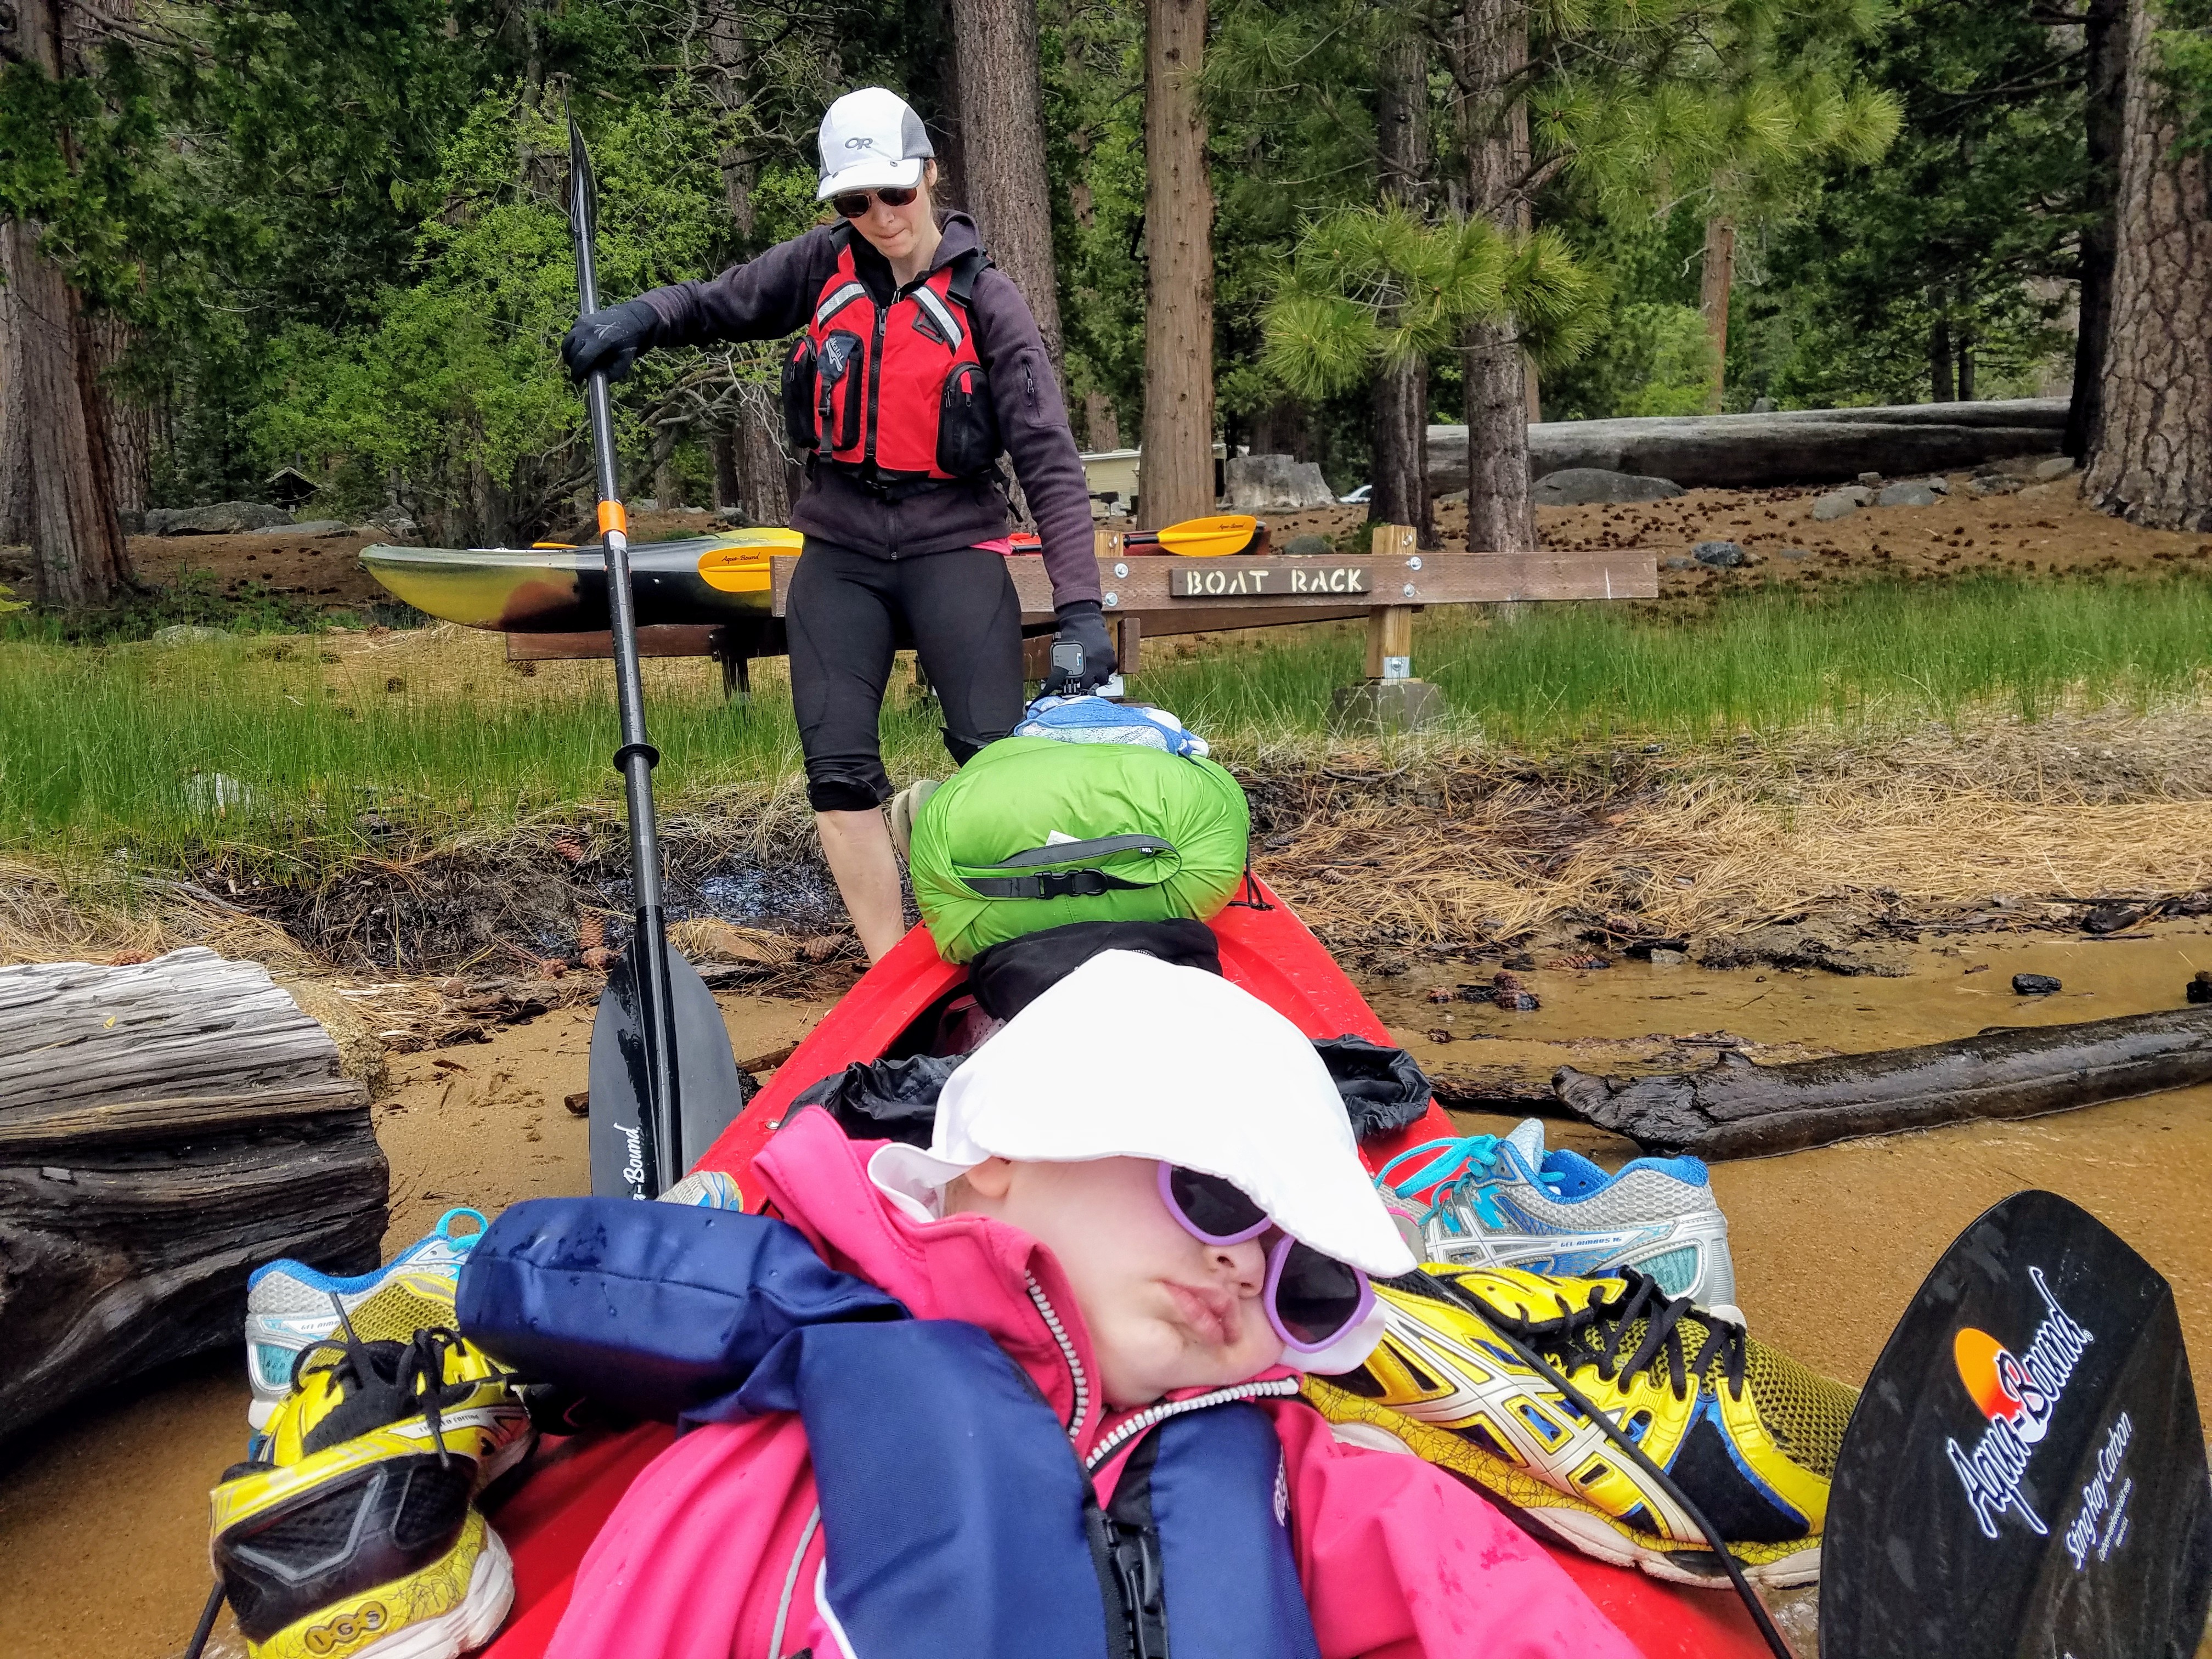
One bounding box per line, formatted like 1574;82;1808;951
1821;1189;2211;1659
565;107;597;246
588;948;753;1198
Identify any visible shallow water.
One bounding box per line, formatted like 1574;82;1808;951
5;930;2209;1656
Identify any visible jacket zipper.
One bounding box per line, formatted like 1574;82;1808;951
1025;1274;1091;1442
1083;1377;1301;1475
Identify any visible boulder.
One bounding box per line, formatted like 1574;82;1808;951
1223;454;1338;512
1426;397;2067;493
1810;490;1863;522
1283;533;1333;556
2033;456;2077;481
1663;556;1696;570
1876;480;1941;508
150;624;228;646
1692;540;1747;568
1530;467;1684;506
146;501;294;535
1966;473;2021;497
246;519;348;538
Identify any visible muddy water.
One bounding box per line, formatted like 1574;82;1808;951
5;935;2210;1656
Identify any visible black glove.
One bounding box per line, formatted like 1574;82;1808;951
1040;600;1116;694
561;298;661;383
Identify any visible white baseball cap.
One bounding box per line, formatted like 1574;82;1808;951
816;87;934;200
871;951;1416;1368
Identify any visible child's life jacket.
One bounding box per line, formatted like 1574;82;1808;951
461;1178;1320;1658
780;224;1001;491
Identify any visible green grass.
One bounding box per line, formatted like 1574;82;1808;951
5;573;2209;872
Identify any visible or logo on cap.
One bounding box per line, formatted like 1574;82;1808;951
846;136;876;150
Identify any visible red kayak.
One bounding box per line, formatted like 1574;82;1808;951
478;884;1774;1659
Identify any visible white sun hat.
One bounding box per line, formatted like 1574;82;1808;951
871;950;1417;1331
816;87;934;201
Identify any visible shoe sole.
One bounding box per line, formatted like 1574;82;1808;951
1520;1505;1822;1589
351;1522;515;1659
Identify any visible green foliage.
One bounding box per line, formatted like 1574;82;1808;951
1737;0;2085;409
0;584;26;618
1546;303;1719;419
2155;0;2212;154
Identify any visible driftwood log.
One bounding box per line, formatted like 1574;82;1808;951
1427;397;2067;492
1553;1006;2212;1160
0;948;386;1442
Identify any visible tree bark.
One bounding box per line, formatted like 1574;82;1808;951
0;949;385;1445
1957;330;1976;403
1139;0;1217;531
0;0;136;606
1372;27;1434;545
1084;389;1121;452
703;3;757;238
1929;308;1954;402
1699;216;1735;414
950;0;1066;375
733;385;794;524
2067;0;2129;459
2083;0;2212;530
1457;0;1533;553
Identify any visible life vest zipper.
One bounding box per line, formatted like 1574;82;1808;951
1084;1376;1301;1475
1025;1274;1091;1442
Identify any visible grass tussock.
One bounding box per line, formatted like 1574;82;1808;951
4;574;2211;915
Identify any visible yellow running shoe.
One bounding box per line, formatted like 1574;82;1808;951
210;1287;532;1657
1306;1264;1853;1588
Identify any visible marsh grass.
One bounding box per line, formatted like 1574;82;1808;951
6;574;2209;872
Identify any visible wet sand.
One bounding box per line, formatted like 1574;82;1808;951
4;936;2209;1656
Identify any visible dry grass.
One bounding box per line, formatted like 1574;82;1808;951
0;854;313;969
1254;708;2212;952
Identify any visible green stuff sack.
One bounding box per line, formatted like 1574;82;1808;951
909;736;1251;963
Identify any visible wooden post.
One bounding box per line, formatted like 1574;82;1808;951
1334;522;1443;732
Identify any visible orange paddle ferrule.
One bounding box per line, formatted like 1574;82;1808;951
598;499;628;535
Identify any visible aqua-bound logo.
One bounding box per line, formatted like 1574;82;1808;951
1945;1267;2096;1539
619;1121;646;1197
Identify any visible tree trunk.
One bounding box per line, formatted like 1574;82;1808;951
1458;0;1533;553
0;948;385;1445
704;3;757;238
1929;306;1955;403
1699;216;1735;413
1139;0;1216;531
733;386;794;524
0;1;137;606
1084;389;1121;452
2067;0;2129;459
1372;27;1434;545
1957;330;1976;403
950;0;1066;375
710;429;742;509
2083;0;2212;531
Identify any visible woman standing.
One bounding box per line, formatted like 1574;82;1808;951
562;87;1110;962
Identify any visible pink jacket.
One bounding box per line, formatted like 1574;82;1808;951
544;1110;1641;1659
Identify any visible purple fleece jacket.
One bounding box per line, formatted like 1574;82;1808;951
635;213;1099;610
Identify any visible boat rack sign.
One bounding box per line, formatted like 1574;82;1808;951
1167;562;1369;599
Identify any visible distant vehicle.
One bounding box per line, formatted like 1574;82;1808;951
1339;483;1372;505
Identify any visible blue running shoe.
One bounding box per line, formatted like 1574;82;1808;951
1376;1121;1742;1322
242;1207;487;1430
657;1169;746;1208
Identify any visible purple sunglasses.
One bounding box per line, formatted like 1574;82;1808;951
1156;1163;1374;1355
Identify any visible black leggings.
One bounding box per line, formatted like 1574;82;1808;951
787;537;1024;812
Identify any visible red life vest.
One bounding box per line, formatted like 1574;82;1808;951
781;227;1000;488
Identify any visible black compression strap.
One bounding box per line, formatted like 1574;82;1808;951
959;834;1175;901
945;247;990;308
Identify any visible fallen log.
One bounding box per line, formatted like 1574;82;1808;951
1552;1006;2212;1160
0;947;387;1443
1427;397;2067;492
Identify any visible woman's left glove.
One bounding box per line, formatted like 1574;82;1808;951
1040;600;1117;694
562;298;661;383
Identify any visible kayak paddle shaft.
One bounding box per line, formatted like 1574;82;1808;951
569;112;679;1194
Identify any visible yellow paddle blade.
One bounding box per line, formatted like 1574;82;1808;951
698;528;804;593
1149;514;1260;557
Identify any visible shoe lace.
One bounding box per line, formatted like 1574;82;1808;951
291;1296;473;1464
1477;1267;1747;1404
1375;1135;1564;1231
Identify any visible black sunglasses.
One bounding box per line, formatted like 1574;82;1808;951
832;186;919;218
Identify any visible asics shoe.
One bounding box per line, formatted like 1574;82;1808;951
1377;1122;1742;1321
1305;1264;1852;1588
658;1168;746;1208
211;1291;532;1657
246;1208;488;1430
